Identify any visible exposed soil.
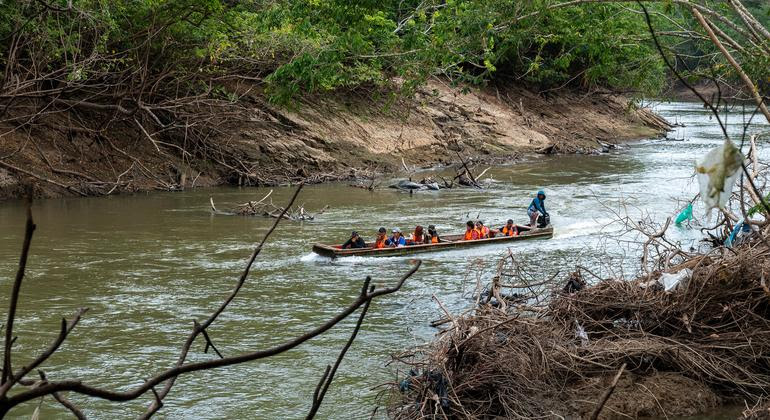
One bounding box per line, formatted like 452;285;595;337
570;372;720;419
662;79;752;103
0;81;669;200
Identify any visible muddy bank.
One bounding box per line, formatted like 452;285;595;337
663;80;753;103
0;81;669;200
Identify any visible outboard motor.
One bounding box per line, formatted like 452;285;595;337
537;214;550;228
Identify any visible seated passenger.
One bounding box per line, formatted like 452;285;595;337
500;219;518;237
386;228;406;247
374;227;388;249
427;225;440;243
463;221;480;241
341;231;366;249
476;221;490;239
408;225;427;245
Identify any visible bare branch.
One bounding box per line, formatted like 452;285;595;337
1;201;35;387
691;7;770;123
38;371;86;420
0;308;87;396
4;261;422;407
306;283;375;419
140;183;305;417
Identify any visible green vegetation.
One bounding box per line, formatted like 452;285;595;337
1;1;768;106
0;0;673;105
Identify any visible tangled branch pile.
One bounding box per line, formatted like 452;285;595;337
209;191;326;220
389;241;770;418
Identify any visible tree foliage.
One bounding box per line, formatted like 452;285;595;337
0;0;676;106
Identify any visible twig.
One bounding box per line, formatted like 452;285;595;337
0;308;87;396
138;183;305;418
690;8;770;123
589;363;627;420
4;261;422;408
1;201;35;388
306;282;375;419
38;371;86;420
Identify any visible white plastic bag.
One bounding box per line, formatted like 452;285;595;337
658;268;692;292
574;320;589;347
695;138;743;216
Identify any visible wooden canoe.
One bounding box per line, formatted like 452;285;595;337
312;225;554;258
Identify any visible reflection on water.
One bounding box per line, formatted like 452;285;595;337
0;102;767;418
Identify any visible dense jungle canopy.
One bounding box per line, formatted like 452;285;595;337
1;0;768;108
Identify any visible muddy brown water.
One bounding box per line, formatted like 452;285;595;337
0;102;767;418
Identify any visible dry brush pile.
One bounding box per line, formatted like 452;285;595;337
388;240;770;419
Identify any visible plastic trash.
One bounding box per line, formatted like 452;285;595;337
658;268;692;291
695;138;743;217
725;219;752;248
675;203;693;225
574;320;589;347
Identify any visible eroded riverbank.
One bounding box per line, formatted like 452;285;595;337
0;81;668;200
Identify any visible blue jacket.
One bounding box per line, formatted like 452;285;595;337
528;190;547;215
386;235;406;247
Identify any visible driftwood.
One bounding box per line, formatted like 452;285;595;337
389;242;770;418
389;179;440;191
349;178;378;191
210;190;327;220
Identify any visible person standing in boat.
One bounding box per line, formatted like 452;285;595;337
528;190;548;227
386;228;406;247
341;231;366;249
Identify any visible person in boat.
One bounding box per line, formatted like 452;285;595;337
386;228;406;247
427;225;440;243
528;190;548;227
500;219;518;237
476;220;490;238
341;231;366;249
407;225;427;245
463;221;480;241
374;227;388;249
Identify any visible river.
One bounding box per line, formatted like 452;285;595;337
0;102;767;419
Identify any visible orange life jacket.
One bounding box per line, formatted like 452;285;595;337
502;225;517;237
374;235;387;249
412;230;424;244
431;236;438;244
478;226;489;238
464;229;480;240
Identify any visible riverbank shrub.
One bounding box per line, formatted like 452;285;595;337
0;0;672;106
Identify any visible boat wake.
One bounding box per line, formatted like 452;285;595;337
553;218;615;240
300;253;323;262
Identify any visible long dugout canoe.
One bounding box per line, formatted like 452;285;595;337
312;225;554;258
